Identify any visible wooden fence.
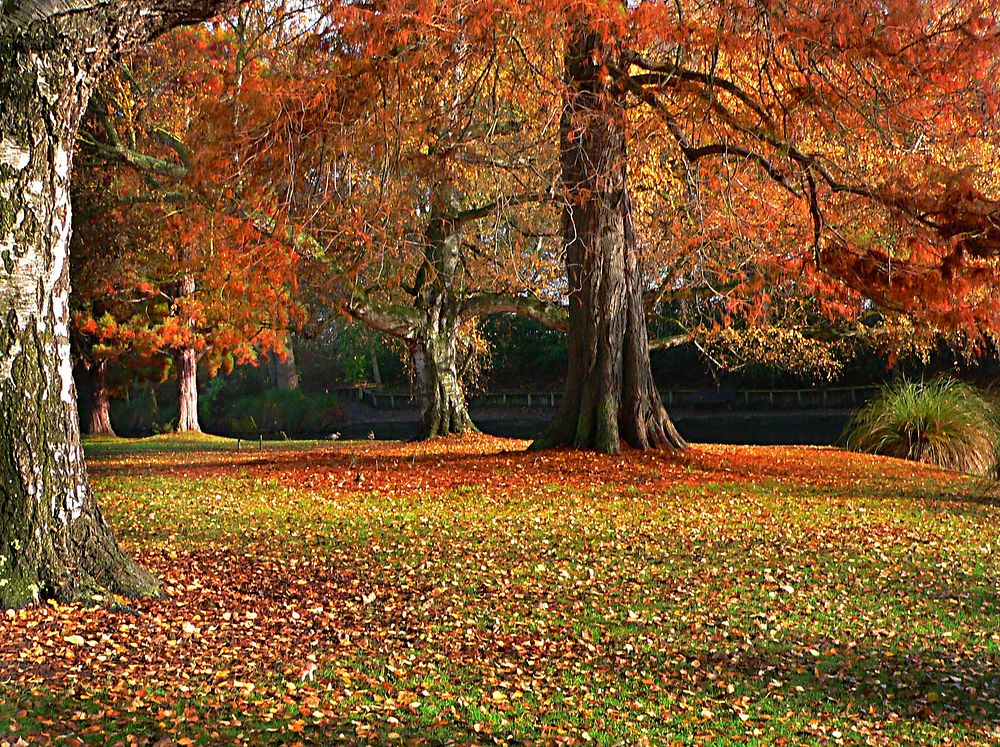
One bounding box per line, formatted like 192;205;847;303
354;385;881;411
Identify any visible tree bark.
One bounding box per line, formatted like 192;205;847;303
534;24;685;453
369;342;383;390
410;199;477;439
0;1;230;608
87;359;116;436
175;346;201;433
271;339;299;390
410;326;475;440
172;267;201;433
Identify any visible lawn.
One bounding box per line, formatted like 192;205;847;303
2;434;999;746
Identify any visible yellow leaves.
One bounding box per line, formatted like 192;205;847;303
701;324;849;381
63;635;87;647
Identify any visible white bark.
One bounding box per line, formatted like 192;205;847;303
0;0;230;608
176;347;201;432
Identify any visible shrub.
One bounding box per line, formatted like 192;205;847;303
844;377;1000;476
214;389;344;437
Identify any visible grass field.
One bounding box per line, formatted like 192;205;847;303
2;434;999;745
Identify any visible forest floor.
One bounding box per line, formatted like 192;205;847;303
2;434;999;746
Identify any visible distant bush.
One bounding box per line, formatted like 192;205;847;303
109;384;175;437
844;377;1000;476
214;390;344;437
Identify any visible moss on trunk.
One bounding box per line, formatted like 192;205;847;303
0;8;186;607
411;330;476;440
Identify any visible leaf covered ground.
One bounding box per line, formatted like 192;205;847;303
2;434;999;746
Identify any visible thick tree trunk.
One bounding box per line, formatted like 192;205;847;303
271;342;299;391
348;191;480;440
175;346;201;433
0;10;167;608
409;195;479;440
410;326;475;440
87;359;116;436
534;25;685;453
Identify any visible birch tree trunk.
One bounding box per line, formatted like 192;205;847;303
0;1;230;608
534;24;686;453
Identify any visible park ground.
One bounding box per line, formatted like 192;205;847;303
2;434;999;746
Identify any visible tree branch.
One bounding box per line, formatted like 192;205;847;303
450;191;552;227
460;292;568;332
649;334;691;351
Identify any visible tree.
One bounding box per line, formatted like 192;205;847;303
541;2;1000;451
311;1;997;451
0;1;233;609
117;7;570;439
336;189;568;439
70;158;171;438
74;21;304;434
533;21;686;450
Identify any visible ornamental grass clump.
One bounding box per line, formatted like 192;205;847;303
844;377;1000;476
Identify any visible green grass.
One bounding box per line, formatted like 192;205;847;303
81;432;329;457
2;436;999;745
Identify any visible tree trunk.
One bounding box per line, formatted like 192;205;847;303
173;265;201;433
534;24;685;453
410;325;475;440
175;346;201;433
87;359;116;436
369;342;383;390
269;337;299;390
0;10;168;608
409;194;480;440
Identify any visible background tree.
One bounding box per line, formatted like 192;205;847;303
541;2;999;451
74;19;305;434
252;7;571;438
109;4;570;439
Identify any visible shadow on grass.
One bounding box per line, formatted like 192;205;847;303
713;638;1000;724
